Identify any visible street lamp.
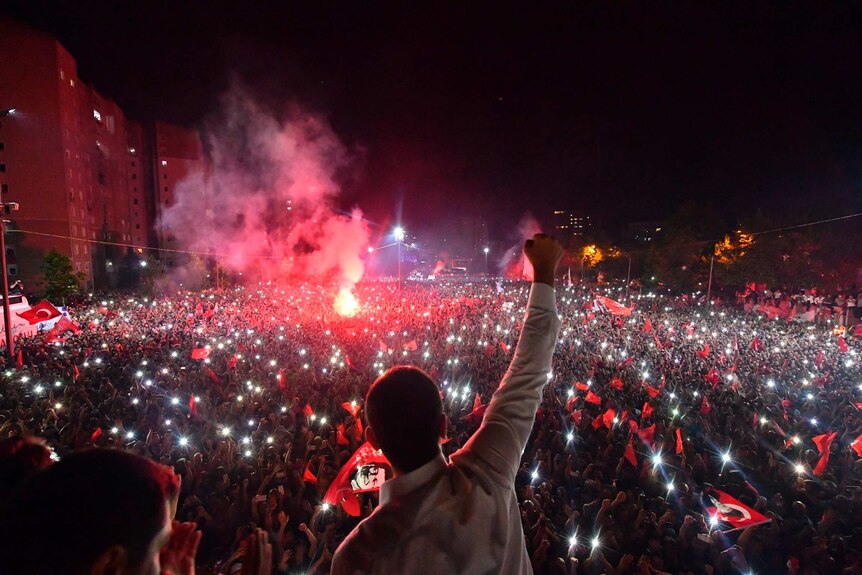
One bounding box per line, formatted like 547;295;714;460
0;202;19;362
393;226;405;288
483;246;490;275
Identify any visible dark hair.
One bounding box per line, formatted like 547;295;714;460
0;436;53;505
0;448;180;575
365;366;442;472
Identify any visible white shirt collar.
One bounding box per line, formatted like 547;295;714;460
379;452;447;505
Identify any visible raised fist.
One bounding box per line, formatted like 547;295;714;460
524;234;564;286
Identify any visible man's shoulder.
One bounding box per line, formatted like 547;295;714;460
332;505;405;574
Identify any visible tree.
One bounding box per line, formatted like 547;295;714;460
41;250;84;303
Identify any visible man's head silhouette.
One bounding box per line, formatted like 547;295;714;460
365;366;445;474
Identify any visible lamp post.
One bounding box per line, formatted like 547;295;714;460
483;246;490;275
393;226;405;289
0;109;18;362
624;255;632;302
0;203;19;362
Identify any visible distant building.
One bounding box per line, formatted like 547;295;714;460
0;20;203;290
552;210;592;240
152;122;204;268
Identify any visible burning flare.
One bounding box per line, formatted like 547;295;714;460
334;288;360;317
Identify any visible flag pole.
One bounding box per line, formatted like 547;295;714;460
706;254;715;304
0;208;14;362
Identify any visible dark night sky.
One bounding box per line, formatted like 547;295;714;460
4;1;862;240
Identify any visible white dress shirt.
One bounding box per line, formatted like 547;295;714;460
332;283;561;575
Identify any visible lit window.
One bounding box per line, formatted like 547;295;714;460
93;110;101;122
161;160;167;166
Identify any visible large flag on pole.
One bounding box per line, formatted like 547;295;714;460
17;300;62;324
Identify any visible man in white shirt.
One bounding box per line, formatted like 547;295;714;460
332;234;563;575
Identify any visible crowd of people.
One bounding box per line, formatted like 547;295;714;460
1;277;861;574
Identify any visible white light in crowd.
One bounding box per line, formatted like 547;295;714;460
281;406;287;413
236;395;243;402
810;417;818;425
393;226;405;241
20;376;29;383
766;380;775;388
111;427;119;434
322;503;331;511
132;398;139;405
693;390;699;397
672;408;679;416
666;481;674;492
530;469;539;481
145;380;153;386
792;435;801;445
125;431;134;440
759;417;768;425
591;537;600;550
242;437;251;445
806;393;814;400
34;384;44;394
244;450;252;457
179;437;188;447
321;417;327;425
669;392;676;399
171;397;179;405
709;515;719;527
569;535;578;547
54;381;62;387
161;368;168;374
135;371;143;378
566;432;574;442
195;396;200;402
165;419;172;426
794;463;805;475
266;436;274;444
54;402;62;410
310;414;317;421
248;419;255;427
721;451;732;464
221;427;231;437
652;453;663;467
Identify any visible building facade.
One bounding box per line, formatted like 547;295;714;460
0;20;202;292
552;210;592;240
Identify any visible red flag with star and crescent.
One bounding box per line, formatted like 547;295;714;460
705;489;770;531
323;442;391;516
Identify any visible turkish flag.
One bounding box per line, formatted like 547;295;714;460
354;418;364;442
638;424;656;446
278;369;287;390
571;410;583;425
644;383;660;398
705;489;770;531
675;428;684;455
851;434;862;458
641;402;654;420
303;403;314;418
17;300;62;324
90;427;103;444
336;424;350;446
610;377;624;391
227;355;239;369
191;348;210;360
813;431;837;477
653;334;663;349
602;409;617;429
815;350;824;368
203;366;219;384
585;390;602;405
700;395;711;415
575;382;589;391
565;395;577;412
838;337;848;353
402;340;418;351
499;341;510;354
625;439;638;467
303;464;318;485
595;296;632;316
341;401;360;418
705;368;720;387
188;395;198;418
323;442;391;516
697;344;711;358
54;315;82;335
751;337;764;352
643;319;652;333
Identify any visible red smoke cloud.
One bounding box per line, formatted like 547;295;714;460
159;88;370;298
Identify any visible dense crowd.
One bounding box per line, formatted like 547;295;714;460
1;279;862;574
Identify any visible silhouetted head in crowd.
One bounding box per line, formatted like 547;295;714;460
0;436;53;505
365;366;445;474
0;448;180;575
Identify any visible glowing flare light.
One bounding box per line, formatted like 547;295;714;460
334;288;360;317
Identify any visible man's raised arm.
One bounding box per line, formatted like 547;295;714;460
457;234;563;484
